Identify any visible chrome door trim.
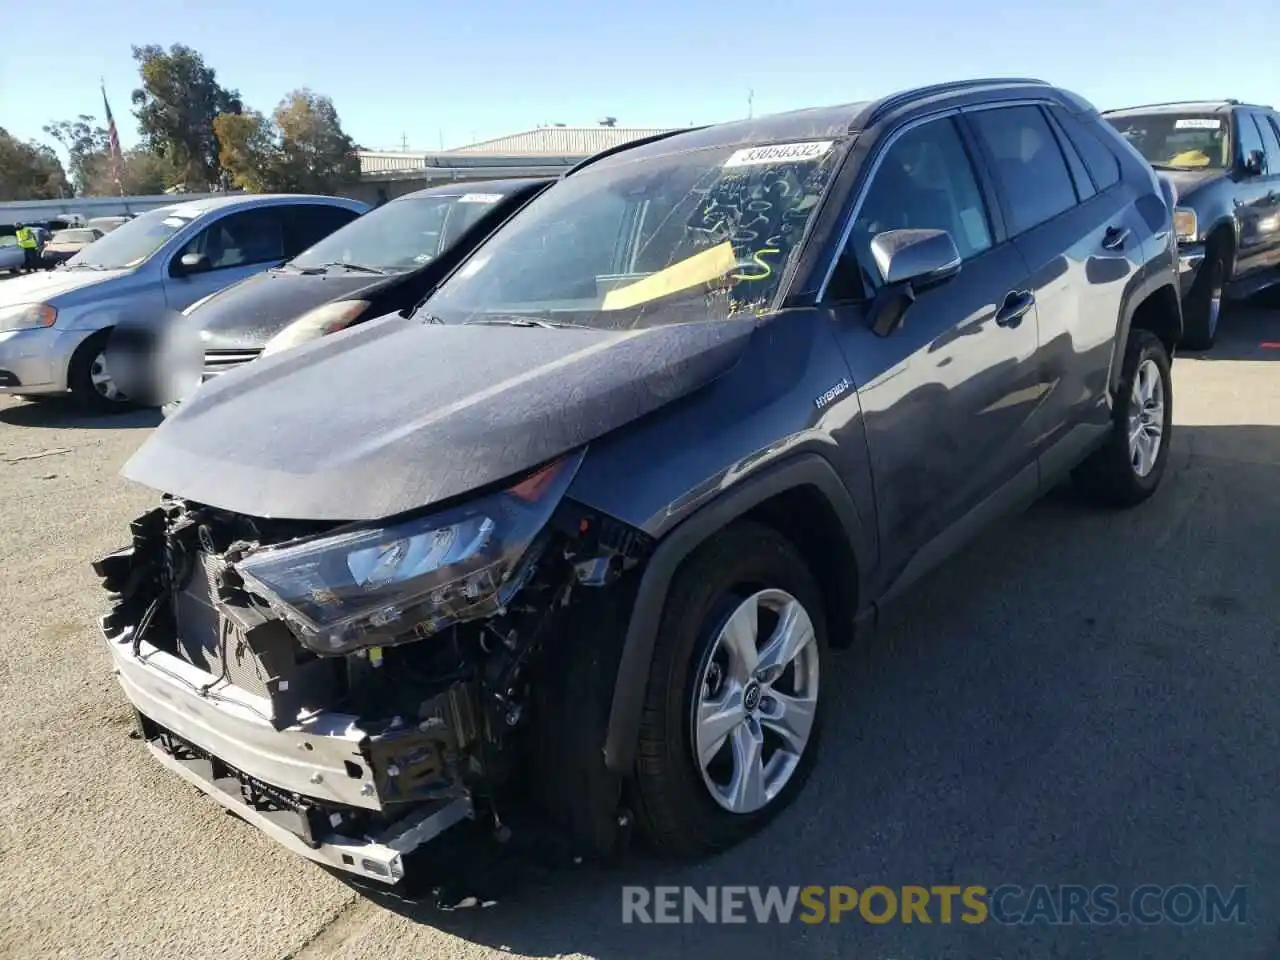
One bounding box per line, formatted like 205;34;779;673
815;98;1054;301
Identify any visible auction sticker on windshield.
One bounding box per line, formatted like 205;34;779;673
1174;118;1222;130
724;140;835;167
458;193;503;204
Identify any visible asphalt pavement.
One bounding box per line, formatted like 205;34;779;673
0;304;1277;960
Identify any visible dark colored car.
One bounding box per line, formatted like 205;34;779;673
41;227;105;267
1103;99;1280;349
96;78;1181;894
170;178;553;402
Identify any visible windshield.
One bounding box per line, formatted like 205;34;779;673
0;236;15;248
290;193;506;273
51;229;98;244
65;207;195;269
422;139;842;329
87;217;129;232
1106;113;1230;170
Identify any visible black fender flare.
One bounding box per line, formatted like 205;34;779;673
1203;215;1238;276
602;452;869;774
1109;269;1183;395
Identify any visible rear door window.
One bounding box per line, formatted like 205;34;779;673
968;105;1081;236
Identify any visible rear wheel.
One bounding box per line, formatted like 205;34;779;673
1073;328;1173;507
632;521;827;857
1182;242;1226;351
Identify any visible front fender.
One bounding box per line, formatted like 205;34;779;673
601;451;869;774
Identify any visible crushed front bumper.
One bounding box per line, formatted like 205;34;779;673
102;621;474;884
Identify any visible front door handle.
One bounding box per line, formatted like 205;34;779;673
995;290;1035;328
1102;225;1131;250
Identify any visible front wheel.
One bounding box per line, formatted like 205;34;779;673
1181;247;1225;351
1073;328;1173;507
632;521;828;858
68;333;134;413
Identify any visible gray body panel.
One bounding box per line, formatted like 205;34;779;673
123;314;754;521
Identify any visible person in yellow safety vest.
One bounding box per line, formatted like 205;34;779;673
15;223;40;273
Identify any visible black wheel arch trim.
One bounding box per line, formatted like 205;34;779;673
1110;274;1181;394
602;451;869;775
1204;217;1237;275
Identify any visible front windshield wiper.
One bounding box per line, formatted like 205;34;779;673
462;315;589;329
297;261;388;276
61;262;109;271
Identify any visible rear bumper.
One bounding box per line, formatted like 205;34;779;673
102;620;474;884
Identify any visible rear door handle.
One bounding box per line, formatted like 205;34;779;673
1102;225;1131;250
995;290;1035;328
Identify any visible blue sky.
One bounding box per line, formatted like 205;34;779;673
2;0;1277;160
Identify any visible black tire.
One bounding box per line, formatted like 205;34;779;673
632;521;828;858
1181;241;1227;351
1073;328;1173;507
67;330;135;414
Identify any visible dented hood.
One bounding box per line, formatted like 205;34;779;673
122;313;753;521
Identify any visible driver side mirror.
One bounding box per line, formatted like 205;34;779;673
866;228;962;337
1244;149;1266;177
173;252;211;277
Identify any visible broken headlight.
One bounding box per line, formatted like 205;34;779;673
236;450;584;655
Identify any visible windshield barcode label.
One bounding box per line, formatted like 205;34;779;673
458;193;503;203
1174;118;1221;130
723;140;835;167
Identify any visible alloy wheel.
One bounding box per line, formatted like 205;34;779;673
691;588;820;815
1127;357;1165;478
89;351;126;403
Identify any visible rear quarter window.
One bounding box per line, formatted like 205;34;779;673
1054;109;1122;191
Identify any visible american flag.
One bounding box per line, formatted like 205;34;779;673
101;81;123;188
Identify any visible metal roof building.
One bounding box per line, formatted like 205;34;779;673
352;124;680;203
448;125;679;155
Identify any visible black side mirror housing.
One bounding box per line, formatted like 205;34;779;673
1244;149;1266;177
865;228;962;337
174;252;211;277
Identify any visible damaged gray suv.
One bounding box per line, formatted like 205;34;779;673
96;78;1182;890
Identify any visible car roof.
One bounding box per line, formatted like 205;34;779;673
589;104;871;166
584;78;1070;169
156;193;367;219
1102;101;1255;117
396;177;552;201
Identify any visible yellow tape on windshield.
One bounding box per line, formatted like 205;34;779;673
601;241;738;311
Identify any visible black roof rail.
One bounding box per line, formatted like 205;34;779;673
1102;99;1238;113
563;126;710;178
859;77;1051;129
